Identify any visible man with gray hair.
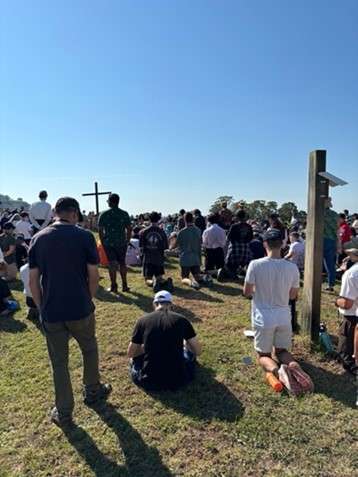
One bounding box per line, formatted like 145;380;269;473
128;290;201;390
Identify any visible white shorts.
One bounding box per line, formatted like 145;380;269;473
254;324;292;354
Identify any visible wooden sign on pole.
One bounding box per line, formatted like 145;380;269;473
82;182;112;216
301;150;329;341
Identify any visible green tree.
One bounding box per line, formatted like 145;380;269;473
209;196;234;214
278;202;298;224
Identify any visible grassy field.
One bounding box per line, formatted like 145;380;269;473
0;258;357;477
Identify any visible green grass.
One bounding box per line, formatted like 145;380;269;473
0;258;356;477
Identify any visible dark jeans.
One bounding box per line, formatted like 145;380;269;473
43;314;100;416
130;350;196;390
204;248;225;271
337;315;357;371
323;238;336;287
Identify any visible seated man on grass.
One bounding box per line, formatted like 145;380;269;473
127;291;201;391
243;229;313;395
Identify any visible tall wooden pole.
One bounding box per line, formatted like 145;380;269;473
301;150;329;341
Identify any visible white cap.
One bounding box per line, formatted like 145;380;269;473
153;290;173;304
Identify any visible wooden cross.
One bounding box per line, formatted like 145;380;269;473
82;182;111;216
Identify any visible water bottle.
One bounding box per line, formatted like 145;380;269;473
319;323;334;353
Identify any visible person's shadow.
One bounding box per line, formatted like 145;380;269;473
64;403;172;477
0;312;27;333
299;361;356;408
147;364;245;422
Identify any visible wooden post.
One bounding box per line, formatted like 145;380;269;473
301;150;329;341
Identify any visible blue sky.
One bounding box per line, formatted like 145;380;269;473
1;0;357;214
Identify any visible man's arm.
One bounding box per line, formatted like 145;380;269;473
87;263;99;298
185;336;202;356
3;244;15;257
98;226;105;244
335;296;354;310
354;326;358;366
243;282;254;298
126;225;132;244
127;342;144;358
42;205;53;228
29;268;42;309
289;287;299;300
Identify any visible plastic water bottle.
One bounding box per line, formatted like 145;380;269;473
319;323;334;353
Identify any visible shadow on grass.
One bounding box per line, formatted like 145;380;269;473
174;287;224;303
171;304;202;323
63;403;172;477
300;361;356;408
211;283;242;297
149;364;244;422
0;313;27;333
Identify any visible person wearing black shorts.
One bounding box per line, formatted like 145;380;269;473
98;194;132;293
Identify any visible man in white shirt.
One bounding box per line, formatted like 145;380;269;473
202;214;227;272
29;191;53;233
335;237;358;374
285;232;305;271
244;229;302;375
15;212;33;243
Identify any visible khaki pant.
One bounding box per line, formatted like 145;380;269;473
43;314;100;416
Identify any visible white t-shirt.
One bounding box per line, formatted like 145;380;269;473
15;220;33;240
245;257;300;327
20;263;32;297
288;241;305;270
0;247;4;263
339;262;358;316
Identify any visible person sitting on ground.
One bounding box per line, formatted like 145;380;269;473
29;190;53;234
14;212;33;244
243;229;313;395
202;213;226;273
220;209;253;279
249;232;266;260
98;193;132;294
128;291;202;391
335;237;358;375
176;212;203;289
285;232;305;272
139;212;172;292
194;209;206;235
0;275;16;316
0;222;17;281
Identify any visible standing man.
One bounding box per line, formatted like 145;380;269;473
335;237;358;374
98;193;132;293
29;190;53;233
29;197;111;427
14;212;33;244
202;213;227;273
219;202;233;230
176;212;203;289
323;197;339;291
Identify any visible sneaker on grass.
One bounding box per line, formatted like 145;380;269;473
83;383;112;406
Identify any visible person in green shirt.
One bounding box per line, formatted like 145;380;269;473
323;197;340;291
176;212;203;289
98;194;132;293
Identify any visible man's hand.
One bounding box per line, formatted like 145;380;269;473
29;268;42;309
87;264;99;298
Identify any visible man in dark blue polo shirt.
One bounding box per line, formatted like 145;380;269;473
29;197;111;427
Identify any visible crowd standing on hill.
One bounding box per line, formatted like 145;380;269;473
0;191;357;425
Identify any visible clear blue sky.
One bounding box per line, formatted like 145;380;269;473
1;0;357;215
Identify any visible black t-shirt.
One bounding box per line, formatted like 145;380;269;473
28;223;99;322
227;222;253;244
139;225;168;266
131;309;196;389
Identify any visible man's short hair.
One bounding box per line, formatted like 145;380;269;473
194;209;201;216
55;197;83;221
179;209;185;216
39;190;48;200
184;212;193;223
208;213;219;225
339;213;346;220
222;202;227;208
108;193;120;206
20;212;29;218
265;238;282;250
149;211;161;223
236;209;247;221
290;231;300;240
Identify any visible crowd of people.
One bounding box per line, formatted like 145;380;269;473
0;191;357;426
